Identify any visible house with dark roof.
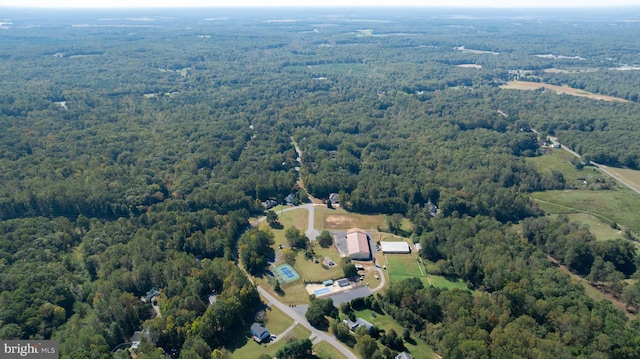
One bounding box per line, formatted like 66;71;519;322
250;323;271;343
343;318;374;334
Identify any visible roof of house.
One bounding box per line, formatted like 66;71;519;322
396;352;413;359
380;241;411;253
343;317;374;331
346;229;370;258
250;323;270;340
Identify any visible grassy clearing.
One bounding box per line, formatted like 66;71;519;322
528;149;602;186
385;254;469;292
261;208;309;246
230;324;310;359
261;302;295;335
531;189;640;233
316;207;386;231
293;248;343;283
352;308;439;359
599;165;640;192
500;81;628;102
555;213;625;241
313;341;349;359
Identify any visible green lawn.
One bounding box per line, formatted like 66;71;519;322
385;254;469;291
352;309;439;359
260;208;309;247
261;301;295;335
313;341;349;359
230;324;311;359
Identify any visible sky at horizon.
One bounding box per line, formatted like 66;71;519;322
2;0;640;9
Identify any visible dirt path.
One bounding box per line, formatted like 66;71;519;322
546;255;634;318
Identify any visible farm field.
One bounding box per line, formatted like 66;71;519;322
531;189;640;234
501;80;629;102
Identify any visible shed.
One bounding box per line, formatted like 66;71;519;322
380;241;411;254
337;278;350;287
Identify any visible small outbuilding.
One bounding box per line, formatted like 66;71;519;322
380;241;411;254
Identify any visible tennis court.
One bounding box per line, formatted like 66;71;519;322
274;264;300;284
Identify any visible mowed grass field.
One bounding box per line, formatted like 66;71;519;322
385;253;468;291
501;80;629;102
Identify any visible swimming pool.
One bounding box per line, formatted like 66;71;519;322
314;287;331;296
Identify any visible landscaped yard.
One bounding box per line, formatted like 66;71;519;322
230;324;311;359
260;300;295;335
313;341;349;359
352;308;439;359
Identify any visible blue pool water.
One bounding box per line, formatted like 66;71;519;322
314;287;331;295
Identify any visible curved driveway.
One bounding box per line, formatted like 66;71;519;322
258;286;358;359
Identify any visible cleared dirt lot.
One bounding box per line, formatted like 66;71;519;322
501;80;629;102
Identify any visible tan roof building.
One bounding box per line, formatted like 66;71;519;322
346;228;371;260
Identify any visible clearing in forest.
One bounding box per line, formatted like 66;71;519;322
317;207;385;230
501;80;629;102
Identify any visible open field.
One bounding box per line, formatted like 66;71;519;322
501;80;629;102
352;308;439;359
258;208;309;247
316;207;386;230
385;254;469;291
527;149;603;186
230;324;311;359
599;165;640;192
531;189;640;233
293;247;343;283
554;213;625;241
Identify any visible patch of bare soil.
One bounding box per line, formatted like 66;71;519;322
324;215;360;229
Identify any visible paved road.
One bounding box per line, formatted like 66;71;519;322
257;286;358;359
548;135;640;196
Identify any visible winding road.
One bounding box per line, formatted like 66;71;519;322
547;134;640;196
258;286;358;359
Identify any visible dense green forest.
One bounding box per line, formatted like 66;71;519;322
1;6;640;359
